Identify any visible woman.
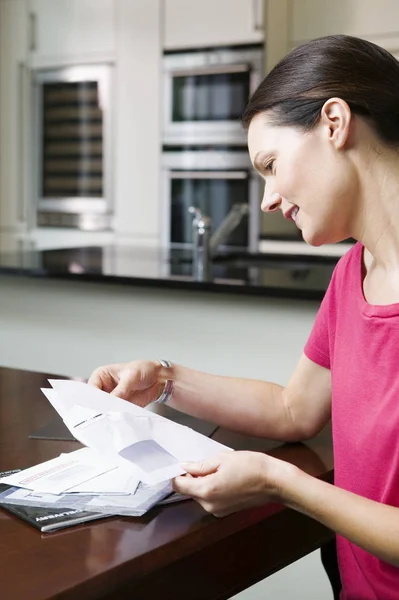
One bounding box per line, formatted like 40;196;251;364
88;35;399;599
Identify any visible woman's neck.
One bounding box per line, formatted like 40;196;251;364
354;148;399;271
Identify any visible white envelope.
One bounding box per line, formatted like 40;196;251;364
41;380;232;485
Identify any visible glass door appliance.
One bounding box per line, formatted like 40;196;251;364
162;149;261;251
163;46;263;145
33;64;113;230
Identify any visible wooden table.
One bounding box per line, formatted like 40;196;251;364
0;366;334;600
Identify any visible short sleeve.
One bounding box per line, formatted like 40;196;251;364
304;243;361;371
304;281;333;370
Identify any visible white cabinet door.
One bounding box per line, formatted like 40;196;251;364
0;0;30;232
28;0;115;68
163;0;264;50
112;0;161;244
291;0;399;43
265;0;399;73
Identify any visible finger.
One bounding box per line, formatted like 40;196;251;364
111;384;129;399
180;457;221;477
87;373;102;388
87;370;104;389
173;474;203;497
111;367;141;400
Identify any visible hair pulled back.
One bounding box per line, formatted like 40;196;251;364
242;34;399;146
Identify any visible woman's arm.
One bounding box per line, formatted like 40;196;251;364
166;354;332;440
284;466;399;567
174;451;399;567
89;354;332;441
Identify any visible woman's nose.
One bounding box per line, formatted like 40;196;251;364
261;190;282;213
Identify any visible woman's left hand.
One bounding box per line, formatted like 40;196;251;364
172;450;295;517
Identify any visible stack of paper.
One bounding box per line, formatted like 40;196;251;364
0;380;231;517
0;447;171;516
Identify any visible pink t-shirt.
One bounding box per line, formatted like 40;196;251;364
304;242;399;599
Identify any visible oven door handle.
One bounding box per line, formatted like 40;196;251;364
170;171;248;180
170;63;251;77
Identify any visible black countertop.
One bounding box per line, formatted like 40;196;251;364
0;245;341;301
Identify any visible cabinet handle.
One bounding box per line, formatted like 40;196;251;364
170;171;248;180
29;12;37;52
252;0;263;32
171;63;250;77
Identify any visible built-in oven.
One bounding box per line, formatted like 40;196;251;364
163;46;263;146
32;64;113;230
161;148;261;251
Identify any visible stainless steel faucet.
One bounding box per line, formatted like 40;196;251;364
188;204;249;281
188;207;212;281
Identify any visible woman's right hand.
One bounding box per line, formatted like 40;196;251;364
87;360;163;407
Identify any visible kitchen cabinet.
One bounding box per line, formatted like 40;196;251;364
112;0;161;244
27;0;115;68
0;0;31;241
265;0;399;73
163;0;264;50
291;0;399;46
0;0;161;249
30;0;161;244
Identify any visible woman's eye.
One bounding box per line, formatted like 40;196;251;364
264;160;275;173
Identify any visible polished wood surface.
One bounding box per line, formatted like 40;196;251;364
0;367;334;600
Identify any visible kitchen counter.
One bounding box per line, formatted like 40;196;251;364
0;244;341;301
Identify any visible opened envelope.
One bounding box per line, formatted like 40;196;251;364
41;380;232;485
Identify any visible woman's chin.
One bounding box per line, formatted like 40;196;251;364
301;229;329;247
302;223;350;247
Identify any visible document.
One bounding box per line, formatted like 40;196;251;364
0;469;113;532
0;448;171;517
0;477;171;517
0;381;230;522
40;379;232;485
67;463;139;495
0;448;117;494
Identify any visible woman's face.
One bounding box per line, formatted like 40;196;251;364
247;111;357;246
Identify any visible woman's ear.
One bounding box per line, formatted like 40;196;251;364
320;98;352;149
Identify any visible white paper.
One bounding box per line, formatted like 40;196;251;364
41;379;232;485
3;488;62;505
67;463;139;495
0;449;116;494
0;480;172;517
86;480;173;515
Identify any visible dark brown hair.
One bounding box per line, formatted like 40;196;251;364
242;34;399;146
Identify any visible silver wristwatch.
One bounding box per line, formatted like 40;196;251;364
154;359;175;405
